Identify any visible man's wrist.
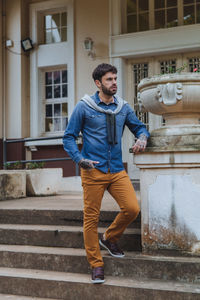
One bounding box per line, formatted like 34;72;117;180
138;134;148;141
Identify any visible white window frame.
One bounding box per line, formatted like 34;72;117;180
30;0;74;138
43;66;68;134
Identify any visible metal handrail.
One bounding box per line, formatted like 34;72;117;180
3;135;80;176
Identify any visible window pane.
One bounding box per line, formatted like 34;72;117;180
61;12;67;26
139;13;149;31
45;15;52;29
160;60;176;74
62;70;67;83
139;0;148;11
197;4;200;23
52;13;60;28
45;72;52;85
62;117;68;131
127;15;137;33
45;30;52;44
167;8;178;27
62;84;68;97
46;104;52;117
54;103;61;116
184;0;194;4
46;86;52;99
54;85;61;98
52;28;61;43
45;118;53;132
155;0;165;9
127;0;137;14
54;118;61;131
184;5;195;24
62;103;68;116
54;71;60;84
155;10;165;29
61;27;67;42
167;0;177;7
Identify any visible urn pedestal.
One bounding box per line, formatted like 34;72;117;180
135;73;200;255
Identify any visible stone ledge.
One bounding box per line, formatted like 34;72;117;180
0;171;26;201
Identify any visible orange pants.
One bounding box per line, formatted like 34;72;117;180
81;168;140;268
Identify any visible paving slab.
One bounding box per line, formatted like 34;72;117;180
0;191;140;211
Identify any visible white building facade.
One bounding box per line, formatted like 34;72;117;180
0;0;199;179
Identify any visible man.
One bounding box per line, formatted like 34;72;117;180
63;63;150;284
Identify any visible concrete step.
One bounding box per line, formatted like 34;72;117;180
0;294;56;300
0;209;141;228
0;225;141;251
0;268;200;300
0;245;200;284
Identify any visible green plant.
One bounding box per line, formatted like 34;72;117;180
5;161;23;170
26;162;45;169
159;63;188;75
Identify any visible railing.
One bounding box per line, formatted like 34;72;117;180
3;135;79;176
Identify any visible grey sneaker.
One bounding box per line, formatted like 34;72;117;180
91;266;105;284
99;237;125;258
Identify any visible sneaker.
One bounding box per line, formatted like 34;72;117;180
91;266;105;284
99;237;125;258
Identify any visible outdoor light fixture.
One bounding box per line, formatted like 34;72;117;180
83;37;95;59
21;37;34;52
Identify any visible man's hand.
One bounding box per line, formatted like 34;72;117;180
78;159;99;170
132;134;148;154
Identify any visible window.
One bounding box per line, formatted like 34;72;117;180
125;0;200;33
188;57;200;71
160;59;177;74
44;11;67;44
127;0;149;33
45;69;68;132
155;0;178;29
183;0;200;25
133;63;149;128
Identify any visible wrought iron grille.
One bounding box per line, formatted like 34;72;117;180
133;63;149;129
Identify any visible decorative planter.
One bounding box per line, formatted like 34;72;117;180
26;168;63;196
138;73;200;151
0;170;26;200
135;73;200;256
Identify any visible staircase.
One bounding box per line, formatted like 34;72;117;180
0;193;200;300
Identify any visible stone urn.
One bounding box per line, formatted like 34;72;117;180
138;73;200;151
134;73;200;256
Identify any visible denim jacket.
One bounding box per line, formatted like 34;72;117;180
63;92;150;173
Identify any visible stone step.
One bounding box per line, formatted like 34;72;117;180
0;225;141;251
0;245;200;284
0;268;200;300
0;209;141;228
0;294;56;300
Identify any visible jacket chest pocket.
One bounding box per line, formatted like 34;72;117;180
116;112;126;127
85;113;106;127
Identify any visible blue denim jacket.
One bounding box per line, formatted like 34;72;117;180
63;92;150;173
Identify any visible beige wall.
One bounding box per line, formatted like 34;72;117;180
21;0;30;137
3;0;110;138
4;0;30;138
75;0;110;101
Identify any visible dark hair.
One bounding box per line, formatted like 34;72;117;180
92;63;117;81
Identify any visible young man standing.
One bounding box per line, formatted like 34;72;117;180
63;63;150;284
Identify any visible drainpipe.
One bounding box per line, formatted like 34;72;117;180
2;0;6;169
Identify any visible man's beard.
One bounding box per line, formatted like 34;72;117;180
101;83;117;96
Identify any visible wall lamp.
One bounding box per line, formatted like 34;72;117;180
83;37;95;59
21;37;34;52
